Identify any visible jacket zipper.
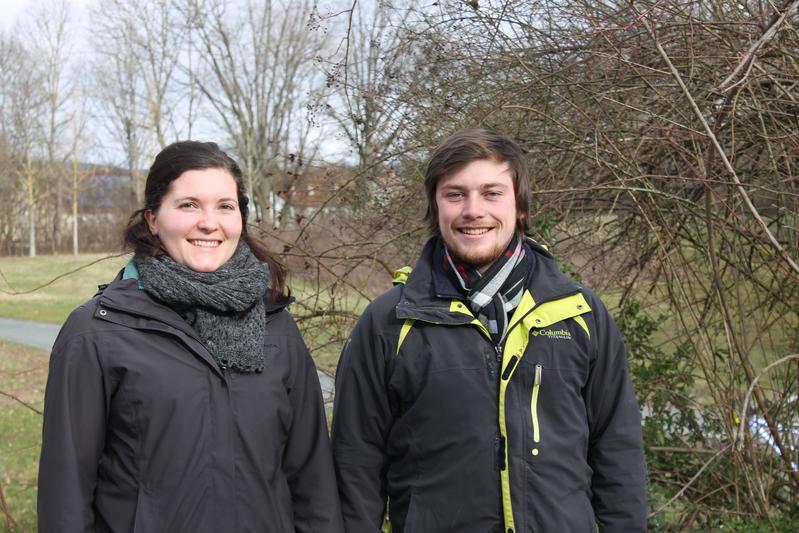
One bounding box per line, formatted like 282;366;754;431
495;344;504;471
531;364;542;457
402;289;584;531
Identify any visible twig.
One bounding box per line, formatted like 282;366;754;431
649;446;720;455
588;0;667;34
0;267;17;293
718;0;799;91
648;443;733;518
0;481;19;532
0;252;129;296
641;16;799;279
735;353;799;450
0;390;43;415
290;309;361;321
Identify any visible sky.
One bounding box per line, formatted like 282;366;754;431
0;1;29;28
1;0;89;30
0;0;352;166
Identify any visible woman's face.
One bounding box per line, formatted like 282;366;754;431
144;168;243;272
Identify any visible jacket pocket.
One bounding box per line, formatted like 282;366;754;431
530;364;542;457
403;492;419;533
132;487;161;533
403;491;441;533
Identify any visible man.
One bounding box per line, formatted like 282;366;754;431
332;128;646;532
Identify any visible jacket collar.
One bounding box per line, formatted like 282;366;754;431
397;236;581;322
99;273;203;338
118;259;288;315
96;266;289;376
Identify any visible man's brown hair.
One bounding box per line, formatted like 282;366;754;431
423;128;530;236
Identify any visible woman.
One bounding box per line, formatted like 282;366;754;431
38;141;343;532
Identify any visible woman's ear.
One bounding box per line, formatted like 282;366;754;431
144;210;158;235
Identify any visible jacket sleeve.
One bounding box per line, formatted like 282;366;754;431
282;319;345;533
331;302;394;532
583;292;648;532
38;320;109;533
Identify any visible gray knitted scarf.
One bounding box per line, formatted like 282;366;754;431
137;242;271;373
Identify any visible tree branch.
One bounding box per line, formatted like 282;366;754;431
718;0;799;91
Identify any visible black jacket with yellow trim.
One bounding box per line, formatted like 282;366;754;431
332;238;646;532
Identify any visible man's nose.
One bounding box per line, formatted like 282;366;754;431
462;194;485;218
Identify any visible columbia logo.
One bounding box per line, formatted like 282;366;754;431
531;328;572;340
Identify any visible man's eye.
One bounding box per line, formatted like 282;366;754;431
444;192;463;199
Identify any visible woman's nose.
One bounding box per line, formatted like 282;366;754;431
197;211;219;231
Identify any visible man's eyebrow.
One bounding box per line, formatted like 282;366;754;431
439;181;509;189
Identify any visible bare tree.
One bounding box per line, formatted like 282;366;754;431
90;0;188;208
89;16;148;209
323;1;414;174
21;0;79;253
358;0;799;527
0;32;46;256
184;0;327;228
68;85;95;256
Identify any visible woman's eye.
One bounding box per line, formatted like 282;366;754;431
220;203;237;211
179;202;197;209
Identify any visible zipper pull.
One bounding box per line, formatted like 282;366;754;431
501;355;519;381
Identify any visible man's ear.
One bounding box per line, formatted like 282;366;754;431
144;210;158;235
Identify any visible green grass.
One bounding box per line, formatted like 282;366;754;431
0;262;358;530
0;339;48;532
0;254;796;530
0;254;369;374
0;254;130;324
288;277;373;373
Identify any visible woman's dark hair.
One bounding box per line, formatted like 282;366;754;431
124;141;287;299
423;128;530;236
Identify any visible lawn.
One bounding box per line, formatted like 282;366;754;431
0;253;359;531
0;254;370;374
0;254;364;531
0;339;48;532
1;254;796;531
0;253;130;324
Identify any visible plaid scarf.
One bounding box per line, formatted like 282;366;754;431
439;235;529;344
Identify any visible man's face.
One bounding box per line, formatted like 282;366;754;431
436;158;521;272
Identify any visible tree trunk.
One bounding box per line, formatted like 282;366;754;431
72;165;79;256
28;203;36;257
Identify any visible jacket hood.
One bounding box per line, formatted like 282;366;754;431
398;237;582;320
102;265;289;324
95;270;290;376
99;276;198;336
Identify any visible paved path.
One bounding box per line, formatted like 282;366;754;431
0;317;61;351
0;317;335;405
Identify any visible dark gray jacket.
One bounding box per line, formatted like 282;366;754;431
332;238;646;532
38;272;343;533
